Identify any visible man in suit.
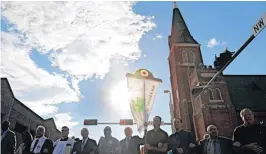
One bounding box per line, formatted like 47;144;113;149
72;128;98;154
120;127;144;154
1;120;16;154
30;125;54;154
198;124;233;154
168;118;197;154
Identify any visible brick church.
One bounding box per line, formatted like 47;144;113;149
167;3;266;140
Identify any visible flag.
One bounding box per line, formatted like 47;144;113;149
126;69;162;133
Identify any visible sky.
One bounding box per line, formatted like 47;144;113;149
1;1;266;141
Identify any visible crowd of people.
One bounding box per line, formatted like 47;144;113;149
1;108;266;154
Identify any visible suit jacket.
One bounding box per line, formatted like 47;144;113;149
30;139;54;154
198;136;233;154
168;130;197;154
120;136;144;154
1;129;16;154
72;138;98;154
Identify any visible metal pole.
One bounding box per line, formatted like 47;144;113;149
168;92;175;133
143;79;148;154
193;34;255;97
96;122;172;125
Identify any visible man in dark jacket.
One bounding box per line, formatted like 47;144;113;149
233;108;266;154
72;128;98;154
1;120;16;154
168;118;197;154
30;125;54;154
120;127;144;154
198;124;233;154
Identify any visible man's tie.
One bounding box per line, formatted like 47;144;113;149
209;140;215;154
81;139;86;151
126;137;130;150
32;139;39;152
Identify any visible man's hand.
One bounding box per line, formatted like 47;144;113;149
177;148;184;154
189;143;196;148
233;142;241;147
244;143;263;154
145;144;153;150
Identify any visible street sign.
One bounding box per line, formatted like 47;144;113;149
252;12;266;37
84;119;98;125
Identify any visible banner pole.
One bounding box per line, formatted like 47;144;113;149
144;79;148;154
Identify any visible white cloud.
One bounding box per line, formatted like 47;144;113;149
207;38;226;48
153;33;163;40
53;113;78;130
1;1;156;79
1;32;80;116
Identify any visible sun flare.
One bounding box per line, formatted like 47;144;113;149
110;80;131;114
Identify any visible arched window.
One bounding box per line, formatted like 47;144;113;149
182;51;188;63
188;51;195;63
215;88;223;100
208;88;214;100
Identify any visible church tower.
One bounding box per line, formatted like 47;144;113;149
168;3;237;140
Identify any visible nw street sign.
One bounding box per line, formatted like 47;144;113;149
252;12;266;37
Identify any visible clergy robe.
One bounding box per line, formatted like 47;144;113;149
30;136;54;154
53;137;75;154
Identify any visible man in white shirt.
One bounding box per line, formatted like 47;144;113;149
53;126;75;154
72;128;98;154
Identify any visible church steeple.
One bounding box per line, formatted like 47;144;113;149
173;1;177;9
169;2;198;46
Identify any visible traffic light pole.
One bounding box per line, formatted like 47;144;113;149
96;122;172;125
192;34;255;97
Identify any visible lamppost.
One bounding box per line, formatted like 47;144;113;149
164;90;175;133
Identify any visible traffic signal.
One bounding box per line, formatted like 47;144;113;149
120;119;133;125
84;119;98;125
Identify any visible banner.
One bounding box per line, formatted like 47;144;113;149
126;69;162;133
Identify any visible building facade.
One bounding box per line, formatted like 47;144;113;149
167;5;266;140
1;78;61;147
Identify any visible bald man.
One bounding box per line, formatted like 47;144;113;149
71;128;98;154
198;124;233;154
98;126;120;154
120;127;144;154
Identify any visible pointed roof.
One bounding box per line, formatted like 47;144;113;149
170;3;199;44
173;1;177;9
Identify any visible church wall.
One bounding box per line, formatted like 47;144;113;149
1;78;61;144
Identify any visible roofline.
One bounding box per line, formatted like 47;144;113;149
1;78;44;120
44;118;61;133
1;78;15;97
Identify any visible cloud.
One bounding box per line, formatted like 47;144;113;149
1;32;80;116
207;38;226;48
1;1;156;80
153;33;163;40
53;113;78;129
